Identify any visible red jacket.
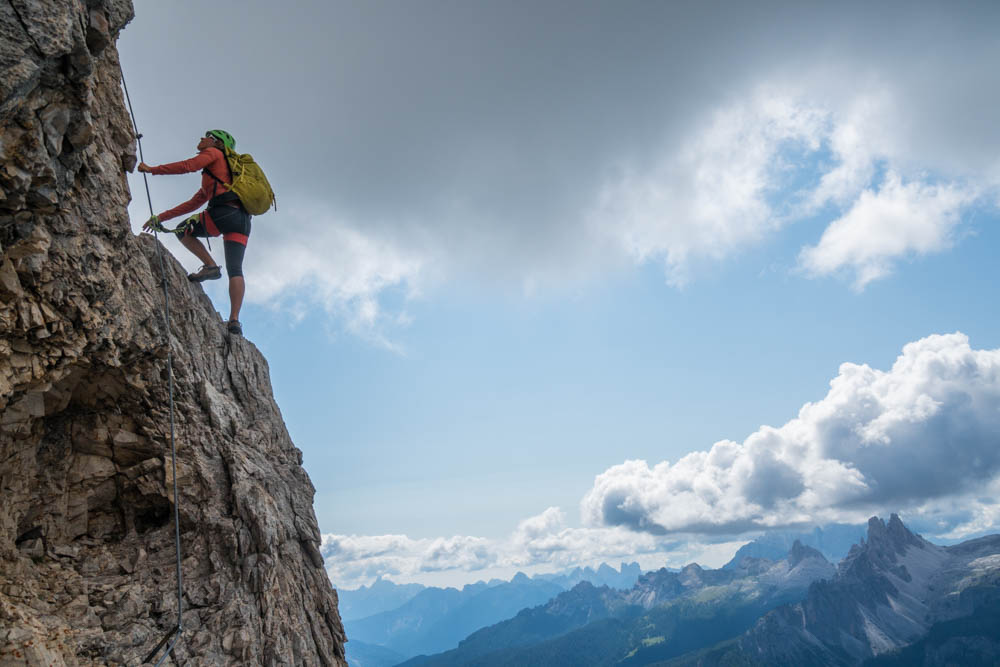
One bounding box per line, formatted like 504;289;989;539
151;148;231;222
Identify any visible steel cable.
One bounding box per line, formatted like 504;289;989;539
120;69;184;666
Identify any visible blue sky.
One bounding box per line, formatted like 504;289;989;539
258;223;1000;539
120;1;1000;588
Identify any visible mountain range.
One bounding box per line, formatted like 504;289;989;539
338;561;643;622
339;577;428;622
393;516;1000;666
342;562;642;666
674;514;1000;666
722;523;867;569
533;561;644;591
402;540;834;666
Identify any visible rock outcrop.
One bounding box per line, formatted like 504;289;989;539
1;1;346;664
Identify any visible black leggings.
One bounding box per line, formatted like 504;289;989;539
181;203;252;278
223;240;246;279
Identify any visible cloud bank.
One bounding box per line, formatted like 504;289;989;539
592;91;827;286
321;507;738;589
583;333;1000;534
799;173;977;289
323;333;1000;588
248;204;430;345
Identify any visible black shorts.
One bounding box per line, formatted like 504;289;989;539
181;196;252;278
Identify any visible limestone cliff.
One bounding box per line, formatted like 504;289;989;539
0;1;346;664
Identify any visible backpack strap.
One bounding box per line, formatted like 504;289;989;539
202;147;234;198
204;151;244;211
203;167;226;185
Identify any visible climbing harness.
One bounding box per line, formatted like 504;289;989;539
176;214;199;235
150;214;199;237
120;70;185;666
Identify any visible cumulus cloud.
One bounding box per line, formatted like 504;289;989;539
592;90;827;285
247;202;432;345
583;333;1000;534
799;173;978;289
902;480;1000;542
321;506;734;589
805;91;894;210
321;334;1000;588
593;83;988;290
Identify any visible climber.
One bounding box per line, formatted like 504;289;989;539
138;130;249;337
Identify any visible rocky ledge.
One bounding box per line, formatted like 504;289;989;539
1;1;346;664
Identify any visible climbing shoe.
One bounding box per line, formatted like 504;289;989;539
188;265;222;282
227;320;243;336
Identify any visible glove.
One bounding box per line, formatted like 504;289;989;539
142;215;164;233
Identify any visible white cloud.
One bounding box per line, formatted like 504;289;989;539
805;91;893;210
126;194;431;347
321;507;740;589
582;333;1000;535
903;482;1000;542
799;172;978;289
590;84;989;290
322;334;1000;589
247;202;432;346
593;90;827;285
422;535;495;572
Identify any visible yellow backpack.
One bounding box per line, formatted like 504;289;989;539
205;146;276;215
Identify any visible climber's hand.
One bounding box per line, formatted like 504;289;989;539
137;162;152;173
142;215;162;233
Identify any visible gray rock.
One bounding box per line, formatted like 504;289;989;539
0;1;347;665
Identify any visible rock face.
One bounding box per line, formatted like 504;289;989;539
0;1;346;665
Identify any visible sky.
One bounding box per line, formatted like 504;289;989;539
118;1;1000;589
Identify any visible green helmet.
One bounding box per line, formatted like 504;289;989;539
206;129;236;150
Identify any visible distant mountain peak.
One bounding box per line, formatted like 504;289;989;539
787;539;826;568
887;512;924;546
858;513;927;560
717;515;1000;666
721;522;867;571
